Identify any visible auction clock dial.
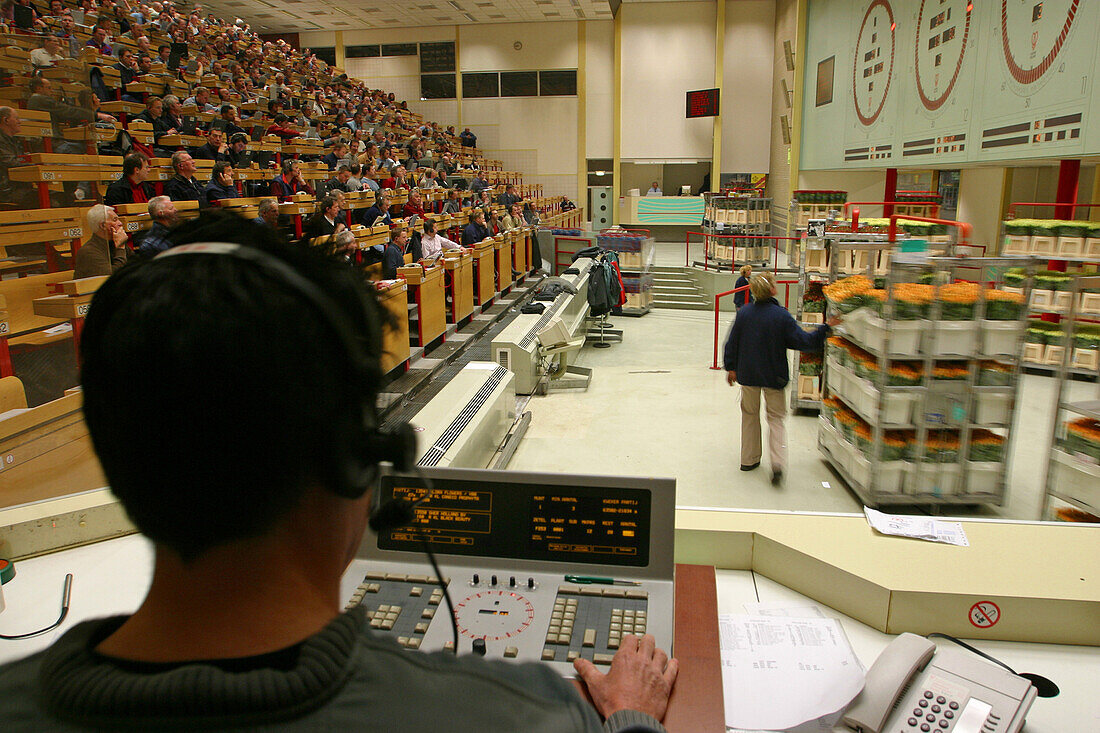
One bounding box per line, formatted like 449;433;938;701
852;0;897;126
1000;0;1080;89
453;590;536;641
914;0;973;111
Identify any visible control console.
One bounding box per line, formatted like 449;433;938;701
347;467;676;677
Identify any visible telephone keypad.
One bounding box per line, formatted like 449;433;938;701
908;687;961;731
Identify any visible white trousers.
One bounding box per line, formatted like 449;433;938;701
739;386;787;470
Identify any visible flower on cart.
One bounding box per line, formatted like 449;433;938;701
969;429;1006;462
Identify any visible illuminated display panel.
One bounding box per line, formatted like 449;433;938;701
685;88;720;119
377;477;651;567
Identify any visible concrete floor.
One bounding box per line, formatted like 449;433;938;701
510;242;1095;520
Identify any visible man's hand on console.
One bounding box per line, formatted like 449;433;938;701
573;634;678;722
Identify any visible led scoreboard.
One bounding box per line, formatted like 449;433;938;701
686;88;720;119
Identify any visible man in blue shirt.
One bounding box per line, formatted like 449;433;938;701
463;209;490;246
204;162;239;206
137;196;179;257
724;272;839;484
382;226;408;280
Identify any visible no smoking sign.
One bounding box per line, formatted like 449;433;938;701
969;601;1001;628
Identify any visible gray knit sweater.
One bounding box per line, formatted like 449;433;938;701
0;608;665;732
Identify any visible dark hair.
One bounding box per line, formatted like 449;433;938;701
80;212;388;561
220;104;234;115
28;75;47;93
229;132;249;145
212;161;232;179
123;152;149;176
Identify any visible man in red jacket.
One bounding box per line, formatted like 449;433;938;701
381;164;409;190
401;190;426;219
270;159;315;202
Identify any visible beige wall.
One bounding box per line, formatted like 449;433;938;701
619;2;716;162
721;0;775;174
956;168;1007;250
585;20;615;160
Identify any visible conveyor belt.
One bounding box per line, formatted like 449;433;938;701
379;282;541;431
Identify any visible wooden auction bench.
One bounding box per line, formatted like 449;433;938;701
398;262;446;351
0;207;84;274
441;249;474;325
0;269;76;378
492;232;512;294
31;275;106;355
9;153;121;208
0;386;107;510
376;279;411;375
470;238;496;306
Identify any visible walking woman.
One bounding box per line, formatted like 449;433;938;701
734;264;752;310
723;272;839;485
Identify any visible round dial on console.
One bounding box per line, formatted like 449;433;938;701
454;590;536;641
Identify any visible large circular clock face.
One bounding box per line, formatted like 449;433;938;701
1000;0;1080;87
453;590;535;641
853;0;896;126
914;0;973;111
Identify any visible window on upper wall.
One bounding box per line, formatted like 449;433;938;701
462;72;499;99
420;42;455;73
381;43;418;57
421;73;456;100
500;71;538;97
346;45;381;58
539;70;577;96
312;47;337;66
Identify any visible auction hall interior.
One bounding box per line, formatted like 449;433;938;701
0;0;1096;731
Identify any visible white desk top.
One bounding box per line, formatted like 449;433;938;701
0;535;1095;731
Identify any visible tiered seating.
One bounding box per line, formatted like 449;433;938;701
0;2;585;384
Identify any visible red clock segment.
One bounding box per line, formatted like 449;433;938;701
914;0;973;111
1000;0;1080;86
853;0;897;126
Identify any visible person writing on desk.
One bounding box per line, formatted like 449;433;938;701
724;272;839;485
0;215;676;731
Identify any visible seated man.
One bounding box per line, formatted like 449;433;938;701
104;153;153;206
302;194;342;242
318;164;352;198
462;209;491;246
497;183;522;210
192;127;228;162
134;97;172;140
322;141;348;171
203;161;239;206
30;34;65;68
73;204;128;278
380;164;409;190
225;133;251;168
136;195;179;257
164;151;205;205
359;188;392;227
218;104;247;137
183;85;217;112
0;106;37;208
402;190;426;219
85;26;112;55
0;210;677;730
26;76;93;144
382;225;410;280
252;197;280;228
270;159;315;202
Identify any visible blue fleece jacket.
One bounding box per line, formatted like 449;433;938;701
723;297;830;389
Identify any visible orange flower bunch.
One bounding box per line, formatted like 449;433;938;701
925;431;961;450
1067;418;1100;442
890;283;934;303
932;361;969;379
986;289;1024;304
822;275;872;300
938;281;980;304
970;429;1005;446
882;431;910;448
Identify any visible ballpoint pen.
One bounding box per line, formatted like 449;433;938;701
564;574;641;586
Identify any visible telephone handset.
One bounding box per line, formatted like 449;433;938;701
842;633;1037;733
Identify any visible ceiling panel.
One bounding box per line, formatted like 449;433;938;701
200;0;613;32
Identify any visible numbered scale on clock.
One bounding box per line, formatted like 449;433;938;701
454;588;536;641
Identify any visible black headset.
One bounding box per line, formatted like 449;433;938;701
155;243;417;502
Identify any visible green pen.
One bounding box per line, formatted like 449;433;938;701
564;574;641;586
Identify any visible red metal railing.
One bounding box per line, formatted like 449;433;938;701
685;232;799;271
887;214;971;246
710;279;799;370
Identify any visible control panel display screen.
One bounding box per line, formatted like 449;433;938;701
377;478;651;567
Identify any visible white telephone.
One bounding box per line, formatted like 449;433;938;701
842;633;1037;733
